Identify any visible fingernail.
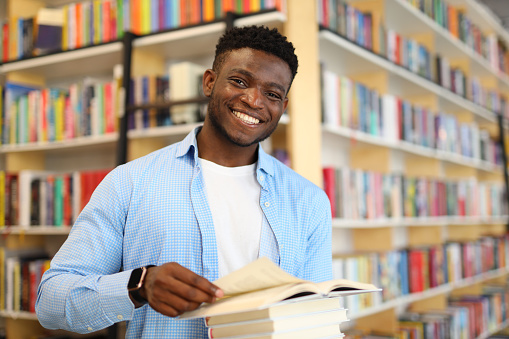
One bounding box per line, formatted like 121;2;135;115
215;289;224;298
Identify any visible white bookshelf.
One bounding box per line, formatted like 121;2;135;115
322;124;501;173
332;215;509;229
349;266;509;320
319;30;498;125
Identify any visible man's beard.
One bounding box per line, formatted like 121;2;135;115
206;91;279;147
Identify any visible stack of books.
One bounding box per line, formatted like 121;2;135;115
180;257;381;339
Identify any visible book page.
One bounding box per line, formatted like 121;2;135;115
214;257;304;296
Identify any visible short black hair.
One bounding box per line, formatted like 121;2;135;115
213;25;298;83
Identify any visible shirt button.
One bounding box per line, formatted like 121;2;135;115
259;176;264;181
264;202;270;207
117;315;123;320
87;327;93;331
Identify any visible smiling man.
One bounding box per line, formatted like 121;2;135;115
36;26;332;338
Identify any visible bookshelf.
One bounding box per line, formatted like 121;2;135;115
0;0;508;338
319;0;509;337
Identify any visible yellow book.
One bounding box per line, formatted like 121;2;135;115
55;92;64;141
93;0;101;44
9;16;18;60
13;260;20;311
0;171;5;229
9;102;17;144
141;0;150;35
0;248;4;310
62;5;68;51
250;0;261;12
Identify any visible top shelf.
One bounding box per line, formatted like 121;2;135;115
0;11;286;81
387;0;509;92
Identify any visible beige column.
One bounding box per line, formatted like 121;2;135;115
284;0;322;187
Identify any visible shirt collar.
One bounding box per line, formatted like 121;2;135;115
176;126;275;177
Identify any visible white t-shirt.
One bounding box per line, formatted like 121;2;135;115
199;158;263;278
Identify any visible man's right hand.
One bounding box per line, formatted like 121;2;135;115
137;263;224;317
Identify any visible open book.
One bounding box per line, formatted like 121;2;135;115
179;257;381;319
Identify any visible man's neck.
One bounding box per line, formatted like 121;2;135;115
196;127;258;167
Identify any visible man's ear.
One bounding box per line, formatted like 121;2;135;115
202;69;216;97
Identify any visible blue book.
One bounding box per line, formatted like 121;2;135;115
123;0;130;32
151;0;159;33
399;249;409;296
165;0;172;29
172;0;180;28
142;76;149;128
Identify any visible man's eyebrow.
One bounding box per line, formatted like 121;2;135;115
230;68;287;94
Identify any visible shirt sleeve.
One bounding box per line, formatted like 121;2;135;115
301;190;333;283
36;167;136;334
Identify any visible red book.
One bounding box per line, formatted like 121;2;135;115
321;0;328;27
2;22;8;62
63;174;72;226
158;0;165;30
103;0;111;42
322;167;336;218
408;249;423;293
104;82;115;133
396;98;403;140
28;261;38;313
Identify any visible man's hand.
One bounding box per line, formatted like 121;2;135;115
137;263;224;317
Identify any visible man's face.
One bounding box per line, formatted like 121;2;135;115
203;48;292;148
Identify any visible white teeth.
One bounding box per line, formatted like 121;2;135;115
233;110;260;125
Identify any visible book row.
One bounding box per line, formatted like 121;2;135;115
0;247;50;313
0;0;285;62
321;71;503;165
397;287;509;339
0;169;111;228
318;0;509;120
127;61;207;129
322;167;507;220
403;0;509;75
0;59;210;145
333;235;509;316
1;79;119;145
345;283;509;339
318;0;509;80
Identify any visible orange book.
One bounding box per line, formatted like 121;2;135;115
223;0;234;14
131;0;141;34
448;6;458;38
75;2;82;48
189;0;199;25
250;0;260;12
180;0;187;26
203;0;215;21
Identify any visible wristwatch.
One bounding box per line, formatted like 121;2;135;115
128;265;156;305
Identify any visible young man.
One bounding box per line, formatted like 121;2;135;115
36;25;332;338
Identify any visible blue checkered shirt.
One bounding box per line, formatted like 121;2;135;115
36;127;333;338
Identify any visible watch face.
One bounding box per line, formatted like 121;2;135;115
128;268;144;290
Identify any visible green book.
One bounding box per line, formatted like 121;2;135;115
54;176;63;227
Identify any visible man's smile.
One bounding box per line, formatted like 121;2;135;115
232;109;261;125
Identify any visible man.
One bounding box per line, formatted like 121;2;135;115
36;25;332;338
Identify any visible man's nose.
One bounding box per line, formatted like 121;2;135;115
241;87;264;109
